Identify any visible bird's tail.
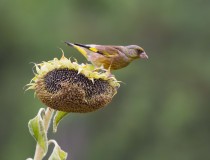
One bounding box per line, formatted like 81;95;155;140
65;41;88;58
65;41;74;47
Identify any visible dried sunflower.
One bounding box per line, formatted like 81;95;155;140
27;54;120;113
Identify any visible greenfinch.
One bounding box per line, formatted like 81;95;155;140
65;42;148;70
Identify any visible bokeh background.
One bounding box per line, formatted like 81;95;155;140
1;0;210;159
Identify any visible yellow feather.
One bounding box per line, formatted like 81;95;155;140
74;45;88;58
89;47;98;52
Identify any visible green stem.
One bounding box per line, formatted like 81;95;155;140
34;108;54;160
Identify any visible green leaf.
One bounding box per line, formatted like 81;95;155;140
28;108;48;155
48;140;68;160
53;111;68;133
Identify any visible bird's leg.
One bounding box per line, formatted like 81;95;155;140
93;65;106;73
92;64;114;78
107;60;113;73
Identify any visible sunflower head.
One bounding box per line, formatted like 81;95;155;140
27;54;120;113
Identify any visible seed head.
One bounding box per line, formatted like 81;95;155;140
27;55;120;113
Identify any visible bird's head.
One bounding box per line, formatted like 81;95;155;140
126;45;148;59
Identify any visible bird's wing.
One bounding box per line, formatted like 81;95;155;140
67;43;120;58
65;42;121;58
93;45;121;58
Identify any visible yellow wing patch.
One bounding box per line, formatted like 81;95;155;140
89;47;98;52
89;47;116;58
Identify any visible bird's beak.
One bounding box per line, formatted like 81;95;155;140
140;52;148;59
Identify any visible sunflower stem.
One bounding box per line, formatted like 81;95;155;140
33;108;54;160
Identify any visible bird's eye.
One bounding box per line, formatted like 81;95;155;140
137;49;144;55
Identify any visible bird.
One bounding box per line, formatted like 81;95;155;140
65;42;148;70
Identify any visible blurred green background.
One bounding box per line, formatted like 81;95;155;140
1;0;210;159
